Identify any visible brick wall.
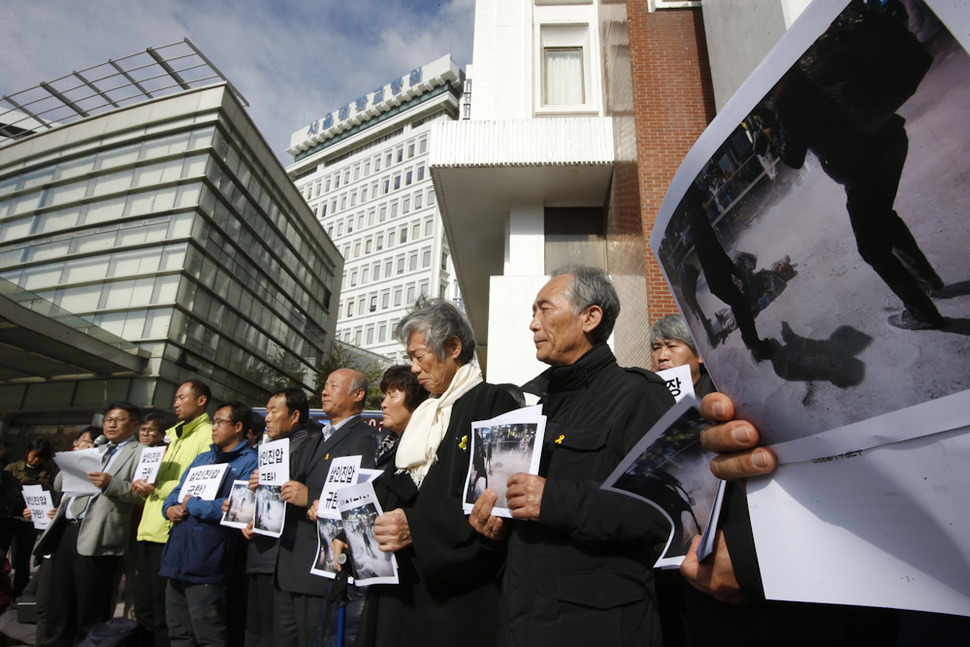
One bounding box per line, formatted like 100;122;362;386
627;3;716;325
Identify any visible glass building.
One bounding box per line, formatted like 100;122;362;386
0;42;341;439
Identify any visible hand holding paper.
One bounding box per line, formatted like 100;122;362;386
374;508;412;552
469;489;507;542
699;393;776;481
506;474;545;521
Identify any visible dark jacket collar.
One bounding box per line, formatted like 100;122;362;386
521;343;616;397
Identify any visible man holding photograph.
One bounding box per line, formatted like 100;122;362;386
470;266;674;647
159;401;257;646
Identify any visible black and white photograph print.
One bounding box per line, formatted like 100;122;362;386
462;405;546;518
220;480;256;530
651;0;970;460
602;399;719;568
342;502;396;585
253;484;285;537
310;516;345;579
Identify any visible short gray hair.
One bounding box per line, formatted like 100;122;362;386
346;370;369;412
648;314;698;357
394;297;476;364
551;265;620;344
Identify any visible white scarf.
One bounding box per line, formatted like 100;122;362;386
395;363;482;488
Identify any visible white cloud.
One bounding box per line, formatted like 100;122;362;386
0;0;474;164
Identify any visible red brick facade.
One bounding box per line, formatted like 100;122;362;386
627;3;716;325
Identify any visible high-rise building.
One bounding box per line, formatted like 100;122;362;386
0;41;341;442
286;55;464;362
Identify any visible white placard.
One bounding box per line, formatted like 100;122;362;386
655;365;695;403
179;463;230;503
253;439;289;538
318;456;362;521
134;446;167;484
22;484;53;530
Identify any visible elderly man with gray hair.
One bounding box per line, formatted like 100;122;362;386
649;313;716;399
471;265;675;647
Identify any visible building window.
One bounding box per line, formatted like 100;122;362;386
544;48;584;105
397;257;405;273
406;285;415;303
394;175;401;190
347;301;353;317
409;253;418;271
391;202;398;218
366;327;374;344
408;143;415;158
422;248;431;268
424;219;433;236
381;291;390;309
394;288;402;306
373;262;381;280
396;149;403;163
403;198;410;214
377;235;384;250
379;324;387;342
415;193;423;209
406;171;413;186
369;296;377;312
351;270;358;286
419;138;428;154
417;166;425;181
400;227;407;244
362;267;369;283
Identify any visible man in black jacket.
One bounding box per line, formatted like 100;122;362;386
470;266;674;647
276;369;378;647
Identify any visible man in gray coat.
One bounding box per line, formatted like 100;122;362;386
36;401;144;646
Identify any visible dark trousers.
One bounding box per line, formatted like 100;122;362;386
843;117;941;319
244;574;274;647
273;587;325;647
43;523;120;647
134;540;169;647
0;517;38;598
166;579;227;647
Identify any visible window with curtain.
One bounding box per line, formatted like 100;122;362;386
544;48;584;105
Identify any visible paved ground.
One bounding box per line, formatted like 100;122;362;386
686;34;970;447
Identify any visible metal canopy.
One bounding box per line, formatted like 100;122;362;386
0;280;149;383
0;38;248;146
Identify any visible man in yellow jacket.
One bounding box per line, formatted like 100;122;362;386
131;380;213;647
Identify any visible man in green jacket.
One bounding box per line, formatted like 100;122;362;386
131;380;213;647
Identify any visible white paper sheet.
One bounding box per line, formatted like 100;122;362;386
748;426;970;616
52;449;101;495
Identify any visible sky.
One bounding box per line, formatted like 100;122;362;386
0;0;475;164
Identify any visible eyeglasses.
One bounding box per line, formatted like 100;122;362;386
104;417;133;425
212;418;234;427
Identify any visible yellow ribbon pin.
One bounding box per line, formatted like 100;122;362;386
459;435;468;451
325;453;330;461
555;434;565;445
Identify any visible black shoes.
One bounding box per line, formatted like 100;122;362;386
888;310;944;330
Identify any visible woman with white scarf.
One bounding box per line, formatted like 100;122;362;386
353;297;519;647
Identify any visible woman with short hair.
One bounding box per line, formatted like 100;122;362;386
352;297;519;647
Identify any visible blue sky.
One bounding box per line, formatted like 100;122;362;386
0;0;475;164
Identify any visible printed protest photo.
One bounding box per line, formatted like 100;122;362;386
312;517;345;578
342;502;394;581
462;406;546;517
221;480;256;529
653;0;970;456
254;484;284;536
603;401;718;567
